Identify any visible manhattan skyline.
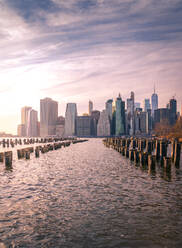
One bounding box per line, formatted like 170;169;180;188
0;0;182;134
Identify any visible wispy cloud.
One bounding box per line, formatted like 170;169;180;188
0;0;182;133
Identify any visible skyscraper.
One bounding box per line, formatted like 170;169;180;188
76;116;91;137
144;99;151;112
151;86;158;116
40;98;58;137
27;109;38;137
88;100;93;115
21;106;32;136
97;110;110;136
126;92;135;135
105;99;113;134
115;94;125;136
105;99;113;121
90;110;100;136
169;98;177;125
65;103;77;137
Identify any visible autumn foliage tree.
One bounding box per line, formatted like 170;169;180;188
155;118;182;139
169;117;182;139
154;119;171;137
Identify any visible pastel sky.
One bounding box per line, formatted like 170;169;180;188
0;0;182;134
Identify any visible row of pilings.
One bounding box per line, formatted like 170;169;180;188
103;137;181;173
0;137;72;148
0;139;88;169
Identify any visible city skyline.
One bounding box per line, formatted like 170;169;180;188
0;0;182;134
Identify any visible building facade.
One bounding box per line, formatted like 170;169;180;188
115;94;125;136
151;88;158;117
21;106;32;136
154;108;170;125
65;103;77;137
88;100;93;116
126;92;135;135
56;116;65;137
144;99;151;112
17;124;26;137
27;109;38;137
40;98;58;137
97;110;111;136
76;116;91;137
90;110;100;136
169;98;177;125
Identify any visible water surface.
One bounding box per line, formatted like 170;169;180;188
0;139;182;248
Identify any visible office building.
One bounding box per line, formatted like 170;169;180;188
126;92;135;135
115;94;125;136
90;110;100;136
27;109;38;137
97;110;110;136
76;116;91;137
144;99;151;112
151;87;158;116
40;98;58;137
65;103;77;137
56;116;65;137
154;108;170;125
17;124;26;137
21;106;32;136
105;99;113;134
140;112;149;134
88;100;93;116
135;102;141;109
105;99;113;121
169;98;177;125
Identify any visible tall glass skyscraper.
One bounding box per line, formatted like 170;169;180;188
151;87;158;116
27;109;38;137
105;99;113;121
115;94;125;136
126;92;135;135
88;100;93;115
169;98;177;125
65;103;77;137
144;99;151;112
21;106;32;136
40;98;58;137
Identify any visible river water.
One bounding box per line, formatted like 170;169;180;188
0;139;182;248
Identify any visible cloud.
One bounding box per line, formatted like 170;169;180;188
0;0;182;133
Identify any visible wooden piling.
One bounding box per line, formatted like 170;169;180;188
4;151;13;168
164;157;172;172
0;152;4;163
148;155;156;171
129;149;134;161
174;142;181;167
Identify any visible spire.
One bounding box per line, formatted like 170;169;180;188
154;83;156;94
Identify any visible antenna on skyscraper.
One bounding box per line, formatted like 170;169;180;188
154;83;156;94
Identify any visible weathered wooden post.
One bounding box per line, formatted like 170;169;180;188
160;140;167;165
164;157;172;172
4;151;13;168
25;150;30;160
125;148;129;158
129;149;134;161
134;150;139;164
155;140;160;161
17;149;22;159
139;152;148;167
146;140;152;154
0;152;4;163
174;142;181;167
148;155;156;171
171;139;175;161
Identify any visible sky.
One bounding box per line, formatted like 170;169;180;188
0;0;182;134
